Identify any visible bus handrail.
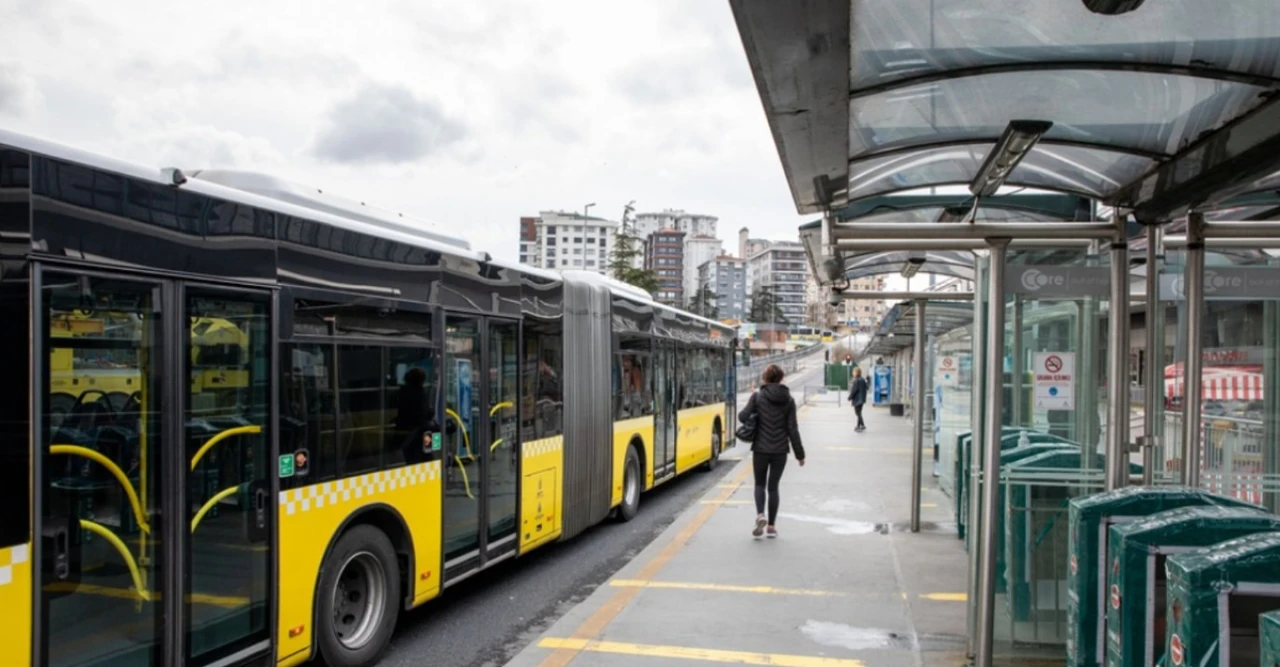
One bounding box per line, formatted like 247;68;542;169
190;425;262;471
78;518;150;603
191;484;243;532
50;444;151;534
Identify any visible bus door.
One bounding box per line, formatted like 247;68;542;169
441;314;519;582
38;268;273;667
653;342;678;481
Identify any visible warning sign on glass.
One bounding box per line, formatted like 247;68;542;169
1033;352;1075;410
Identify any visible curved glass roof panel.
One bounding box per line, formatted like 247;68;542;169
846;143;1155;200
849;70;1269;159
851;0;1280;91
846;207;1066;224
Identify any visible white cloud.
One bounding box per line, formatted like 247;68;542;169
0;0;812;262
0;60;42;117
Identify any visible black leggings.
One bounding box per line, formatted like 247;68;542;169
753;452;788;524
854;404;865;428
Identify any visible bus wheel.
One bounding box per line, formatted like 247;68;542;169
703;424;722;472
618;446;641;522
317;525;401;667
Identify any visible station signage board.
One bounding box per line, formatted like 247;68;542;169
1033;352;1075;410
1007;265;1110;298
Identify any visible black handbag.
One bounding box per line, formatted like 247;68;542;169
735;411;757;442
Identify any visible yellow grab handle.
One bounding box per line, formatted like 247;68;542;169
190;425;262;471
51;445;151;534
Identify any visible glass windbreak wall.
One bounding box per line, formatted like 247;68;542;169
976;248;1119;652
1165;249;1280;512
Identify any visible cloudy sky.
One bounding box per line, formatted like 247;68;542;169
0;0;813;262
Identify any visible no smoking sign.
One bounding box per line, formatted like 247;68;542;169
1033;352;1075;410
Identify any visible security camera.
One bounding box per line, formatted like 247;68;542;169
828;290;842;307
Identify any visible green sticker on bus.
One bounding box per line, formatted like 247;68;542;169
431;432;442;451
279;454;295;478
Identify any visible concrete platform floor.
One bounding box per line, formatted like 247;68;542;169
505;399;973;667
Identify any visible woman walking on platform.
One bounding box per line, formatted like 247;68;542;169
848;367;868;432
738;364;805;538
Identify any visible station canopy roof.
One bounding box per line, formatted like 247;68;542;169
861;300;974;359
732;0;1280;282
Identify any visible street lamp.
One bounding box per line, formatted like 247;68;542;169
584;202;596;218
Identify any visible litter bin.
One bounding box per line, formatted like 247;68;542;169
1166;532;1280;667
1006;451;1142;627
1262;610;1280;665
1066;487;1258;667
1105;505;1280;667
959;429;1075;550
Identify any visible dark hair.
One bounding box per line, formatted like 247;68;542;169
762;364;784;384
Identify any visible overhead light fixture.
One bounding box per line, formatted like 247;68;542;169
1081;0;1145;15
969;120;1053;197
900;257;926;279
935;205;971;223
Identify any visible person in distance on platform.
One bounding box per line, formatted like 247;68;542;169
848;367;868;432
738;364;805;539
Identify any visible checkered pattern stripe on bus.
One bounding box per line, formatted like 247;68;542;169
278;461;442;515
522;436;563;459
0;544;29;588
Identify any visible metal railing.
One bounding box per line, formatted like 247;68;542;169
1162;411;1279;507
735;342;825;393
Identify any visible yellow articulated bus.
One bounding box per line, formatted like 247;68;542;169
0;131;738;667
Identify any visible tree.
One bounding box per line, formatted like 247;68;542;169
608;201;660;294
748;286;786;324
687;284;719;319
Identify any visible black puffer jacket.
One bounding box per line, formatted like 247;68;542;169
739;382;805;459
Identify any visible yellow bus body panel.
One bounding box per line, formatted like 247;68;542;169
610;416;655;506
0;542;32;667
275;461;443;665
518;436;564;554
675;405;724;475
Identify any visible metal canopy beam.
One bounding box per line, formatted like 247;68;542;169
1113;96;1280;223
837;291;973;301
836;238;1098;251
833;221;1117;240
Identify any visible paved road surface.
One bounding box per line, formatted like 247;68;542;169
375;359;824;667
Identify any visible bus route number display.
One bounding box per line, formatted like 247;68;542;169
1033;352;1075;410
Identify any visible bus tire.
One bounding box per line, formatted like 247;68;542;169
703;422;722;471
618;446;641;522
316;524;401;667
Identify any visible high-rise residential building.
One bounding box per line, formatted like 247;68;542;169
645;228;686;306
518;216;538;265
738;227;771;267
521;210;618;276
805;271;837;328
698;255;747;321
839;275;888;332
635;209;718;240
746;241;807;324
682;235;722;304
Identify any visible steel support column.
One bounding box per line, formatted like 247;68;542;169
911;300;926;532
1012;295;1024;428
965;253;987;659
1142;226;1161;485
975;239;1009;667
1106;225;1131;490
1181;214;1206;487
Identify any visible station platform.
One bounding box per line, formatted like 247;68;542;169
506;399;973;667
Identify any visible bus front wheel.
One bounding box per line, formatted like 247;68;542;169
317;524;401;667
